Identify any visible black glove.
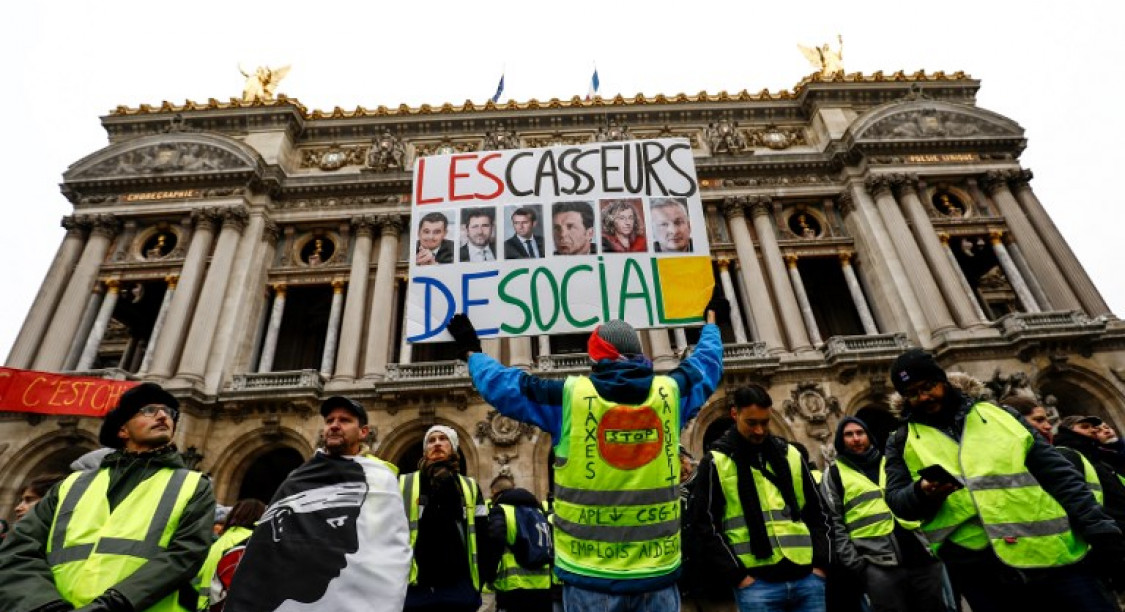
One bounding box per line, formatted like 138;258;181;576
74;589;132;612
30;601;74;612
1087;531;1125;591
705;294;730;326
447;313;482;360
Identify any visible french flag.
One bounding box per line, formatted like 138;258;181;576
491;73;505;103
586;68;600;100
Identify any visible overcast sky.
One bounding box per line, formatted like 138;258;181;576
1;0;1119;360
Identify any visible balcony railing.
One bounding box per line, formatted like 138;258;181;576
994;310;1105;340
721;342;771;361
536;353;591;372
823;333;910;362
229;369;324;391
385;360;468;381
67;368;141;381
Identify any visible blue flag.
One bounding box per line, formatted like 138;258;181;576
492;74;505;103
587;68;600;100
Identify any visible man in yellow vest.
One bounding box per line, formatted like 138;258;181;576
822;416;945;612
401;425;496;612
486;475;553;612
1054;413;1125;534
686;384;830;612
0;382;215;612
447;300;725;612
883;349;1124;612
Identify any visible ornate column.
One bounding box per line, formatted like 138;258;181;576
8;216;88;368
1006;241;1050;310
397;276;414;365
673;328;689;352
896;177;985;328
364;214;404;379
146;210;219;379
785;255;822;345
34;215;118;372
938;234;989;321
871;175;955;334
538;335;552;360
509;337;534;370
334;216;375;379
257;283;288;372
732;261;760;342
838;252;879;335
63;285;105;371
177;207;249;382
748;197;813;353
138;275;178;374
722;197;783;352
76;280;121;370
982;170;1078;310
320;280;346;376
647;329;676;368
1012;170;1109;315
716;259;748;343
989;231;1040;313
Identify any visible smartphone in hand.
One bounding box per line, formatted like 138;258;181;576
918;464;965;489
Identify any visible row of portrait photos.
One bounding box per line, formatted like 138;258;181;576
413;197;697;267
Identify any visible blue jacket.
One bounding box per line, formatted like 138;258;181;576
467;324;724;593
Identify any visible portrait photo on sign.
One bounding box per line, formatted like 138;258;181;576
459;207;498;263
414;210;456;266
503;204;545;260
551;201;598;256
599;198;647;254
649;196;694;253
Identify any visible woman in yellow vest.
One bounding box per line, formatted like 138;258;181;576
195;498;265;611
883;349;1123;612
686;384;831;612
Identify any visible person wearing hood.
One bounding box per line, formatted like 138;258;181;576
1054;415;1125;533
486;476;552;612
821;417;945;612
400;424;497;612
447;299;725;612
685;384;831;612
883;349;1124;612
0;382;215;612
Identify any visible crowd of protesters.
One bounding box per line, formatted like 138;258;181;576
3;332;1125;612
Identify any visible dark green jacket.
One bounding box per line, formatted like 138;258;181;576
0;446;215;612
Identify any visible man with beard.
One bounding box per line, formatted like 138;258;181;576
400;425;496;612
0;383;215;612
1055;415;1125;533
687;384;830;612
822;417;945;612
223;396;411;612
883;349;1124;612
459;208;497;262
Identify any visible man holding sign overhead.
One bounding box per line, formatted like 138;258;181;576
446;295;727;612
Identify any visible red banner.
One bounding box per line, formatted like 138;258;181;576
0;367;140;417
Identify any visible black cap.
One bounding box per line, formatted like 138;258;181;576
98;382;179;449
320;396;367;425
889;349;948;395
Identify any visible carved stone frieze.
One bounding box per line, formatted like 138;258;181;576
705;120;748;155
718;175;832;187
524;132;590;148
864;108;1010;140
78;143;249;178
782;381;841;442
746;125;806;149
482;125;520;151
475;409;534;447
632;126;701;148
274;195;401;210
366;130;407;172
595;120;631;142
414;138;476;157
301;143;365;171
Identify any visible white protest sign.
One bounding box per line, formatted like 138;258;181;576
406;138;714;343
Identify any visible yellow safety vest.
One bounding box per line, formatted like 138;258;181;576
836;457;922;542
193;525;253;610
399;471;483;589
553;375;682;580
48;467;202;612
491;504;552;593
712;444;813;568
903;401;1088;568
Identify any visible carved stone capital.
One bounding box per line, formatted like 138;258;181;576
837;250;854;265
192;207;222;232
746;196;773;218
61;215;88;237
864;175;894;197
351;215;378;237
165;274;180;290
103;278;121;293
220;206;250;233
262;219;280;245
989;229;1005;244
1010;169;1034;192
332;279;347;292
981;169;1020;195
716;258;732;271
937;232;950;247
893;173;921;196
90;214;121;239
377;214;406;237
720;196;747;220
837;192;855;216
272;282;288;297
784;253;799;268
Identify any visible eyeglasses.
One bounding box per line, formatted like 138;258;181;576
904;381;940;402
137;405;178;420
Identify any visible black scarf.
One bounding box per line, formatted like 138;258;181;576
728;431;801;560
834;416;882;482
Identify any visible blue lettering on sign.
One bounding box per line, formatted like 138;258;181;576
461;270;499;336
406;277;456;342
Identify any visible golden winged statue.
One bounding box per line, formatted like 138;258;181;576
239;64;291;102
798;35;844;77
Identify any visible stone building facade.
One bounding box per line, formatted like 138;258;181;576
4;71;1125;515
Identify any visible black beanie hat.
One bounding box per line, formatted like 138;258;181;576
889;349;948;395
98;382;179;448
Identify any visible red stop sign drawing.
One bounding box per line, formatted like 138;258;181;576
597;405;664;470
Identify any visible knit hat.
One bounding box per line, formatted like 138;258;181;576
889;349;948;395
214;505;232;525
1059;415;1102;430
98;382;179;449
424;425;459;452
320;396;368;425
588;319;642;361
